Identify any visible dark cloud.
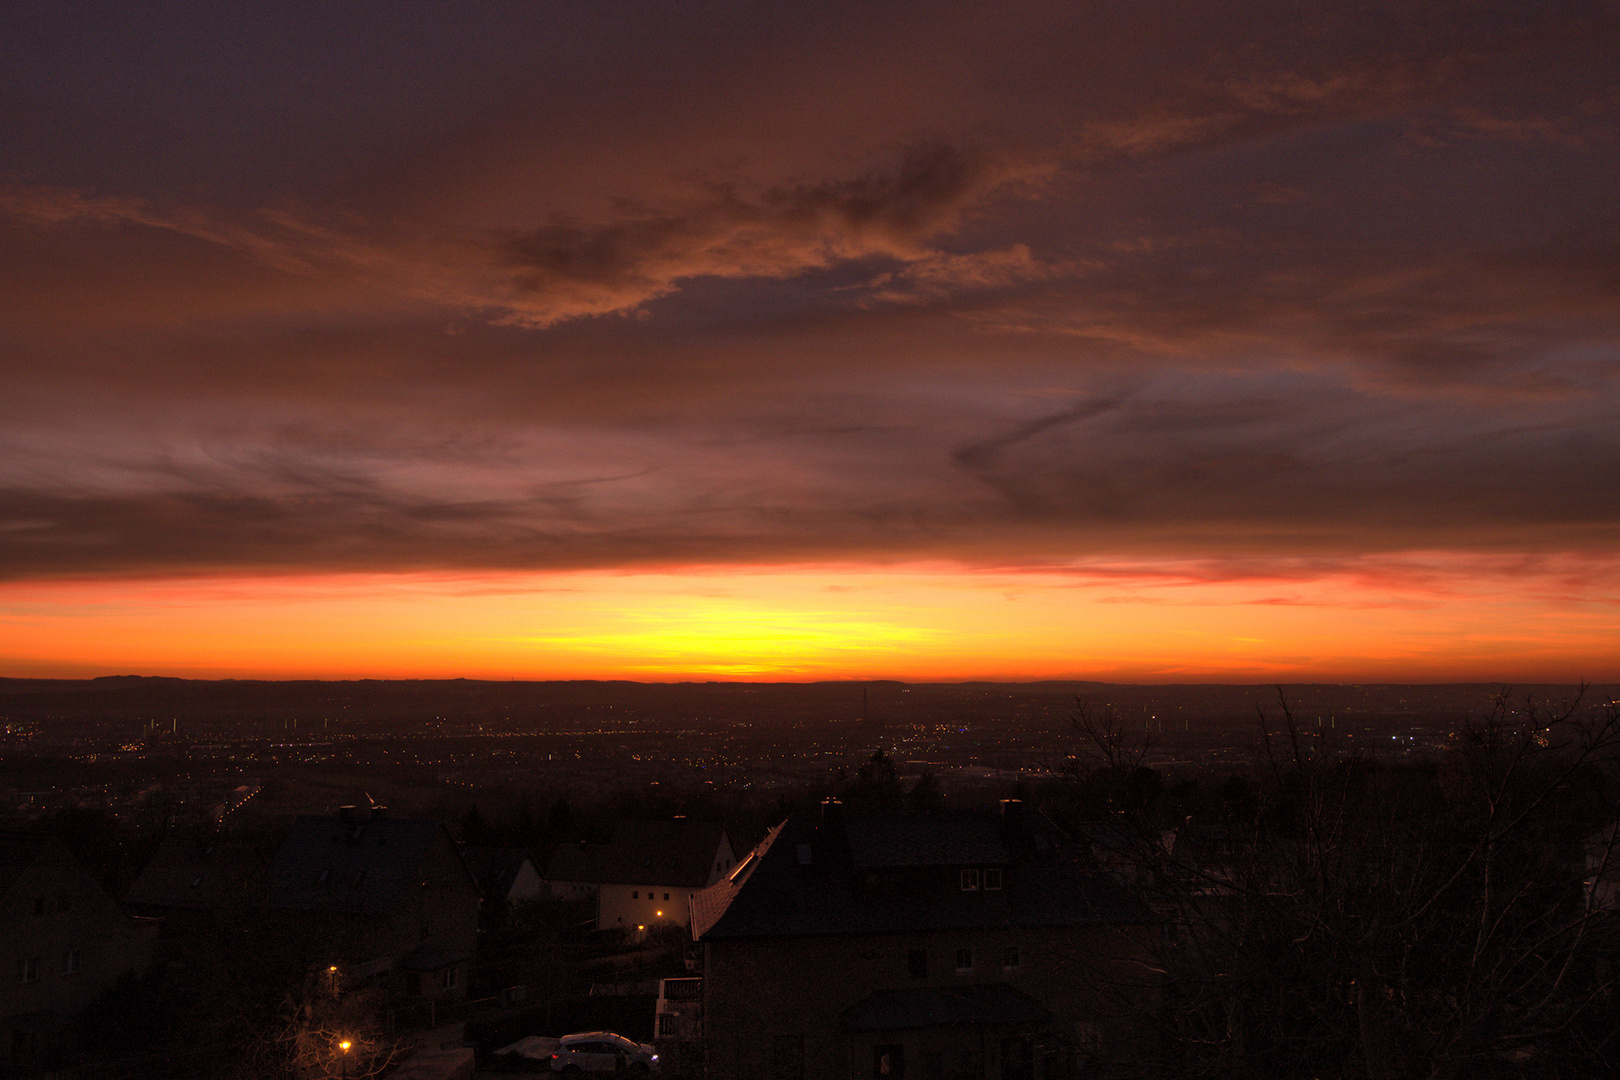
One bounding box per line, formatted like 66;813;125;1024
1;1;1618;585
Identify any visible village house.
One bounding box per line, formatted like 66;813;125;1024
263;809;480;1000
688;803;1159;1080
544;819;735;931
2;835;158;1071
122;836;266;917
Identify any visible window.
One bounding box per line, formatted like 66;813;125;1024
18;957;40;983
983;868;1002;890
32;895;44;916
954;948;974;974
442;966;457;990
873;1043;905;1078
56;892;70;912
1002;946;1020;971
663;892;670;901
908;949;928;979
632;891;639;899
960;869;980;891
62;949;81;975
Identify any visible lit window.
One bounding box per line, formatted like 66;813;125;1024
954;948;974;973
960;869;980;891
983;868;1002;891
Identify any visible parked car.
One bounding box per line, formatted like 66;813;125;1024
548;1031;658;1074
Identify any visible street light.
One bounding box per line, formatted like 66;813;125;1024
338;1039;352;1080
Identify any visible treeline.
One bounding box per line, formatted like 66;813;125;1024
1048;690;1620;1080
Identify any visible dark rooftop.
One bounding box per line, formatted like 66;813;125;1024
697;810;1155;941
264;814;468;917
546;819;728;889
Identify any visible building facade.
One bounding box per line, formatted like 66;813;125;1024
263;810;481;1000
2;835;157;1070
545;820;736;931
692;805;1158;1080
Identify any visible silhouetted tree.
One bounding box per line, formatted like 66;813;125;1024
845;748;903;810
907;769;945;811
1054;687;1620;1079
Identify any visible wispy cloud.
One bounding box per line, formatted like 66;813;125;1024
2;142;1045;328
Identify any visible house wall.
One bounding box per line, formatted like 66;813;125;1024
279;829;480;1002
599;883;687;930
546;878;596;902
702;924;1157;1080
508;860;543;903
417;834;482;963
2;844;156;1067
708;835;739;885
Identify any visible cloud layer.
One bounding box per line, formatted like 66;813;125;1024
2;0;1618;592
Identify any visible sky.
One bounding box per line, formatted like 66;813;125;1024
2;1;1617;682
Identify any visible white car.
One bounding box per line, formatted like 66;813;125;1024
548;1031;658;1074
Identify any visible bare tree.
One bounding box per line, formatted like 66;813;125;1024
237;970;408;1080
1059;687;1620;1079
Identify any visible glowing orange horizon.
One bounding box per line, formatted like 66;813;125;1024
1;554;1615;684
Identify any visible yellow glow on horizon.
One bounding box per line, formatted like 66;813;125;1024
0;554;1615;683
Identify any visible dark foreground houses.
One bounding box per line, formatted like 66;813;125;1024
689;801;1158;1080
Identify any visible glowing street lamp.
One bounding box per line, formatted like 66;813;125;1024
338;1039;352;1080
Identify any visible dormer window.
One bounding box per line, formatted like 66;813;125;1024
960;869;980;891
983;868;1002;891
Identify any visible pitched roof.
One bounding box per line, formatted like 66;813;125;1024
698;810;1154;941
689;820;783;941
546;819;727;888
0;833;55;903
124;837;264;910
845;814;1011;868
264;814;468;917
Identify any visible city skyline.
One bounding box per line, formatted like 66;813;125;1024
2;2;1617;682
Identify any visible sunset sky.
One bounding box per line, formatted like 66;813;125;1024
2;1;1617;682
